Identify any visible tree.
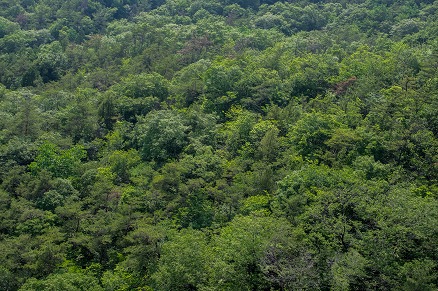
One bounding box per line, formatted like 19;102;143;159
113;73;169;100
35;41;67;83
209;215;292;290
288;112;340;161
29;142;86;179
203;58;242;114
106;149;141;185
60;89;99;143
0;16;20;38
171;59;210;107
220;106;258;156
134;110;189;163
0;90;41;139
19;272;103;291
236;67;286;110
152;228;210;291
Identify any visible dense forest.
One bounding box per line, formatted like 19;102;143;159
0;0;437;290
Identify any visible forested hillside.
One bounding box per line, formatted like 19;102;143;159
0;0;437;290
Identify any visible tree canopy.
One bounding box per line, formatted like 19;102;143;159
0;0;437;290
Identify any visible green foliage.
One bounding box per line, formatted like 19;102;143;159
204;58;242;113
210;215;292;290
20;272;103;291
107;149;141;184
29;142;86;178
398;259;437;291
152;228;210;290
1;0;438;290
0;16;19;37
220;106;258;155
171;59;210;107
114;73;169;100
239;194;271;215
36;41;67;83
134;110;189;163
288;112;341;160
331;249;369;290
